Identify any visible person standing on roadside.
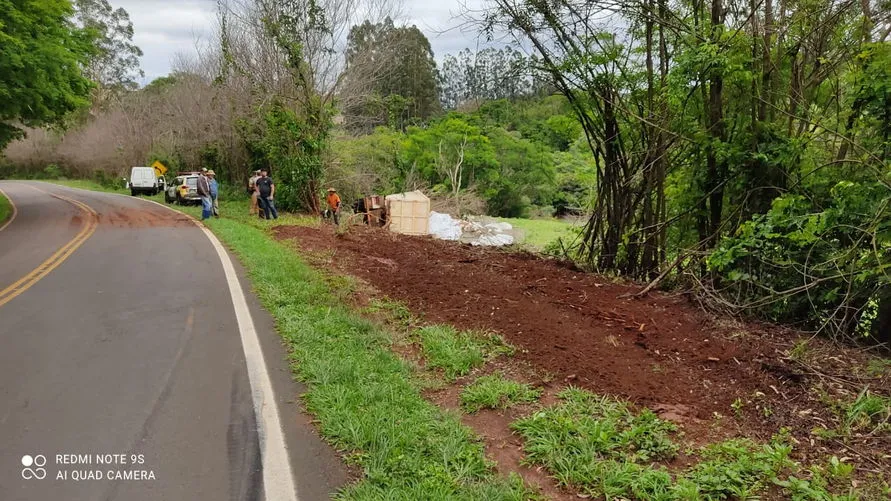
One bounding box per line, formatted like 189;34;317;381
256;168;278;220
326;187;342;225
197;169;212;220
248;169;261;216
208;170;220;218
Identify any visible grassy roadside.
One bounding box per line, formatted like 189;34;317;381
29;182;536;497
0;189;11;225
201;216;536;499
46;179;128;194
92;194;531;498
40;181;891;499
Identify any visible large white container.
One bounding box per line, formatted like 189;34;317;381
385;190;430;235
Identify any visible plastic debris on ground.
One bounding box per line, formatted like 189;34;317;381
427;212;517;246
428;211;462;240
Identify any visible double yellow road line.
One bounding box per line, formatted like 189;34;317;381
0;188;99;308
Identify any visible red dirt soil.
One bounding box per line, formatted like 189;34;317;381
274;224;890;468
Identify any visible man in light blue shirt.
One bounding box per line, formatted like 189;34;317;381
208;170;220;218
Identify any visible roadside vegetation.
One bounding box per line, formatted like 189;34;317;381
2;0;891;496
37;182;891;499
0;189;11;225
153;201;536;499
460;374;541;413
47;178;127;194
841;389;891;435
512;388;880;500
417;325;514;381
5;0;890;342
497;217;577;251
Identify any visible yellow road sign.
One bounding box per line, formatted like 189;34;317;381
151;160;168;176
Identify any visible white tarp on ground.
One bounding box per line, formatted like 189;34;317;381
428;211;462;240
428;212;516;246
470;233;514;246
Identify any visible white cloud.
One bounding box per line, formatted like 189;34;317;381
117;0;507;83
114;0;217;83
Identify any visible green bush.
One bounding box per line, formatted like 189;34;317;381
708;183;891;340
42;164;64;179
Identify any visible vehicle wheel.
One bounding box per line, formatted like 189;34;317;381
176;194;183;205
164;192;172;203
131;189;137;196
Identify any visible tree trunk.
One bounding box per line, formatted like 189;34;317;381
657;0;669;266
706;0;726;246
760;0;773;122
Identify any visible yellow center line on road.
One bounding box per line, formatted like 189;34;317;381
0;187;99;309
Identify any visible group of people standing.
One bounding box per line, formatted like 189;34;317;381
195;167;342;224
196;168;219;221
248;168;278;220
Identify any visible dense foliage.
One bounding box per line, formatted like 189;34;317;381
474;0;891;340
330;96;580;218
0;0;94;149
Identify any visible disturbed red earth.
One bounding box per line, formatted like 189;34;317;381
273;223;890;472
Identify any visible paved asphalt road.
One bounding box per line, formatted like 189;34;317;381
0;181;347;501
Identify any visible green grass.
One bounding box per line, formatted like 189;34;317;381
364;298;418;329
845;389;891;433
0;189;11;225
43;178;129;194
417;325;514;381
865;358;891;378
460;374;541;413
188;216;536;499
497;217;577;250
513;387;679;467
511;387;869;500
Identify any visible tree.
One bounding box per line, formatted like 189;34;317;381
343;18;441;131
482;127;556;217
0;0;94;149
210;0;398;211
472;0;891;339
73;0;143;110
401;116;496;212
439;47;533;109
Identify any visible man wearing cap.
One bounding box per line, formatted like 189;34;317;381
197;169;212;220
248;170;261;216
326;187;342;225
208;170;219;218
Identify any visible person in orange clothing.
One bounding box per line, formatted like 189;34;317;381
326;187;342;225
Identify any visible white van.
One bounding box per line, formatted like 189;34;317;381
128;166;163;196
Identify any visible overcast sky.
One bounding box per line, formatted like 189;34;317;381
118;0;497;84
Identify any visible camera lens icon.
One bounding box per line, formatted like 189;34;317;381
21;454;47;480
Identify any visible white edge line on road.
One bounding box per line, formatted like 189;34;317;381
0;186;19;232
198;223;300;501
39;184;300;501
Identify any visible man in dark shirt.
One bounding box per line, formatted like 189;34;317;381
196;169;212;220
255;168;278;220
